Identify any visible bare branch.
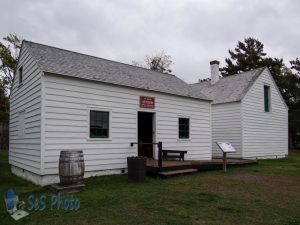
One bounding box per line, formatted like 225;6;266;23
132;50;173;73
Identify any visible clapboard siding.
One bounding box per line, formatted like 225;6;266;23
242;69;288;158
211;102;242;158
9;46;42;174
43;74;211;175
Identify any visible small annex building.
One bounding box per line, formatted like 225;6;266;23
191;61;288;159
9;41;212;186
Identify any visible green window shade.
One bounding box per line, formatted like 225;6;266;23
19;67;23;84
264;85;270;112
90;110;109;138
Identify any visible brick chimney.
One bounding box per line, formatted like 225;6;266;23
210;60;220;85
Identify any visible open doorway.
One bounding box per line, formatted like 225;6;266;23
138;112;155;158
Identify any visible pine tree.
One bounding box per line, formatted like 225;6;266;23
290;58;300;73
220;37;267;76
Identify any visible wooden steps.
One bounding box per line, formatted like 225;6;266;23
158;168;197;177
146;158;258;176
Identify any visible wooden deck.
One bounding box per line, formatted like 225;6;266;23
146;158;258;175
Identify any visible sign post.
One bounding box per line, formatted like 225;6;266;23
223;152;227;172
216;141;236;172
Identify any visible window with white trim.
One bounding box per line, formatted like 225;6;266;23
178;117;190;139
89;110;110;138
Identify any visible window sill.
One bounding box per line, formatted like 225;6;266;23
87;138;112;141
177;138;191;142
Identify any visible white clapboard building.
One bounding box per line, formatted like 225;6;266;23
10;41;212;186
191;61;288;159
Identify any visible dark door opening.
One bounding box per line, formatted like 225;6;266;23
138;112;154;158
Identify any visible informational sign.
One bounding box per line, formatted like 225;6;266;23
216;141;236;153
140;96;155;109
216;141;236;173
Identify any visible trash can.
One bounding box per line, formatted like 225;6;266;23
127;156;147;181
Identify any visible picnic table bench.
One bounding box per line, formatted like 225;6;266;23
162;149;188;161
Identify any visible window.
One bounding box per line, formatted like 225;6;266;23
89;110;109;138
178;118;190;139
18;110;25;138
264;85;270;112
18;67;23;85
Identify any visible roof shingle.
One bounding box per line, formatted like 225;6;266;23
191;67;265;104
23;41;211;101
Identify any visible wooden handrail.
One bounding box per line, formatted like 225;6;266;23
130;142;159;147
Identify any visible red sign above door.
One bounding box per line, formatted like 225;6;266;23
140;96;155;109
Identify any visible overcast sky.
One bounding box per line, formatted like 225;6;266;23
1;0;299;83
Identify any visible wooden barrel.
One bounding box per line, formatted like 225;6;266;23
59;150;85;185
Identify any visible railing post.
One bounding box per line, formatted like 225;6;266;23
158;141;162;172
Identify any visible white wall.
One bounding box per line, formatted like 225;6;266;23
242;69;288;158
9;46;42;174
212;102;242;158
42;74;212;175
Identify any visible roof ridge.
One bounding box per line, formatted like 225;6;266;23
23;40;177;78
220;67;265;78
191;67;265;85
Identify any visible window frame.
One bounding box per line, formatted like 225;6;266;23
264;84;271;113
178;117;190;140
18;66;23;86
87;108;112;141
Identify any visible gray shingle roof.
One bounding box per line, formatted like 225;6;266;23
23;41;211;101
190;67;266;104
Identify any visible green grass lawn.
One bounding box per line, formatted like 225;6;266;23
1;150;300;225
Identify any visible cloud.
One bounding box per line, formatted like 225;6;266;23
1;0;299;83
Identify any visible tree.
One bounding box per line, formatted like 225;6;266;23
0;33;17;149
221;38;299;108
132;50;173;73
0;34;22;96
278;66;300;107
220;37;287;99
220;37;267;76
0;82;9;149
220;37;286;83
288;58;300;148
290;58;300;74
0;81;9;123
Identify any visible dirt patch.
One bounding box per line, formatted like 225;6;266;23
231;173;264;181
199;177;247;197
230;173;300;194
